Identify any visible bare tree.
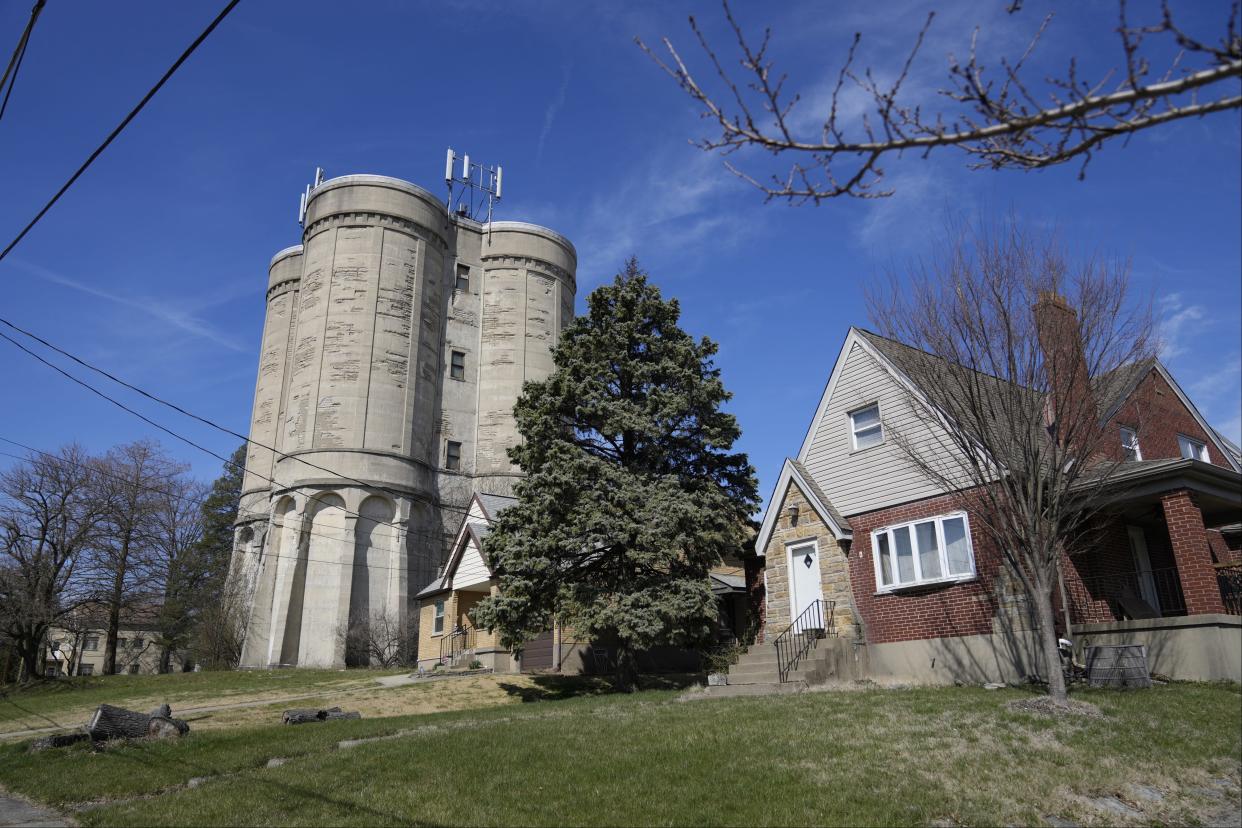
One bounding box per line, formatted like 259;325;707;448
91;441;185;675
147;477;209;673
191;571;249;670
340;606;411;669
639;1;1241;202
866;219;1155;705
0;445;107;681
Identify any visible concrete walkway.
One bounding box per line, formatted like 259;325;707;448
0;789;68;828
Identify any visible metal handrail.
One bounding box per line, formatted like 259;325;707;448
1218;563;1242;616
439;626;476;666
773;599;834;682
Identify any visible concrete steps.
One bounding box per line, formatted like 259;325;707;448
694;637;866;699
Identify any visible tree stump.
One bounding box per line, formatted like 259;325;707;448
147;716;189;738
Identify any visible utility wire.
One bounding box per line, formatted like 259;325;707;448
0;0;242;262
0;314;484;525
0;436;462;566
0;0;46;125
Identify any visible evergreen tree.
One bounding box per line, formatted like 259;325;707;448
473;259;759;690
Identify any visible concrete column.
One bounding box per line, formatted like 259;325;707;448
240;526;279;668
388;500;411;646
1161;489;1226;615
266;502;305;666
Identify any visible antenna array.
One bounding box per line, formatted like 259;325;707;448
444;148;502;225
297;167;325;227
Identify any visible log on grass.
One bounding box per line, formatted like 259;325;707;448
87;703;190;741
281;706;361;725
88;704;154;740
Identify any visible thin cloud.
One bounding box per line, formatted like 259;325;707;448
11;259;248;353
536;65;572;166
1158;293;1206;361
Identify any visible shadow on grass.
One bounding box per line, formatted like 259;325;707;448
498;672;703;703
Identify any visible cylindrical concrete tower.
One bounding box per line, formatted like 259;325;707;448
474;222;577;486
234;173;577;670
238;246;303;522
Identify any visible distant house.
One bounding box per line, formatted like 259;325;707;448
414;492;751;673
752;310;1241;686
44;606;189;677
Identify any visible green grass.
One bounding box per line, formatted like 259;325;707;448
1;681;1238;826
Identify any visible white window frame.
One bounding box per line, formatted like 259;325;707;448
1177;434;1208;462
871;511;976;593
849;403;884;452
433;600;445;635
1120;426;1142;461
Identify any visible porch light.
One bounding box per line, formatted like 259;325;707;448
786;504;800;525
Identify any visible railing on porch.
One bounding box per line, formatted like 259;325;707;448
1218;564;1242;615
439;626;476;666
773;599;835;683
1064;567;1186;623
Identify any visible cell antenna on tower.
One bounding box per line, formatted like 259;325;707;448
445;148;502;230
298;167;326;227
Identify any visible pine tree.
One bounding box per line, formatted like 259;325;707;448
473;259;759;690
186;444;246;668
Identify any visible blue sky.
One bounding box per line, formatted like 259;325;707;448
1;0;1239;503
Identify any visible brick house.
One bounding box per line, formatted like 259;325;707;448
753;316;1241;685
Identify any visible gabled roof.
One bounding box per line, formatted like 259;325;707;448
798;327;1240;474
754;458;851;557
415;491;513;598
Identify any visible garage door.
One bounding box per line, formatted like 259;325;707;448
521;630;555;672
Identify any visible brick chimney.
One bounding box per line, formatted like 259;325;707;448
1034;291;1095;430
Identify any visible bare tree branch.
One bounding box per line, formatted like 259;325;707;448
637;0;1242;202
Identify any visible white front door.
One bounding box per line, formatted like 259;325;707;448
788;540;825;628
1126;525;1160;612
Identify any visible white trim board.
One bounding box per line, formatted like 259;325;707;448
754;458;851;557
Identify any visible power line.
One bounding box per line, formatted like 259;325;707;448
0;0;46;125
0;0;242;262
0;315;483;525
0;437;460;565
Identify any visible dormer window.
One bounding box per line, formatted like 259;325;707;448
1120;426;1142;461
1177;434;1208;462
850;404;883;451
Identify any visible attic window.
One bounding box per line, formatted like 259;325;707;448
1120;426;1142;461
455;264;470;294
1177;434;1209;462
850;404;883;451
445;441;462;471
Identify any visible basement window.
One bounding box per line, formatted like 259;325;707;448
433;600;445;634
78;664;94;676
1120;426;1142;461
455;264;470;294
1177;434;1209;462
450;350;466;381
850;404;883;451
872;513;975;592
445;441;462;471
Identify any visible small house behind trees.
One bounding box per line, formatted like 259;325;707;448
754;306;1241;686
414;493;751;673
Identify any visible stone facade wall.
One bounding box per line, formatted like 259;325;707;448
758;480;854;642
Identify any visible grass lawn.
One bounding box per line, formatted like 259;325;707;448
0;669;649;739
0;681;1238;826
